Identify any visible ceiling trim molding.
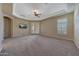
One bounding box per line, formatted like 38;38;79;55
12;3;75;21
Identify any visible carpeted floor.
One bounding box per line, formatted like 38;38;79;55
1;35;79;56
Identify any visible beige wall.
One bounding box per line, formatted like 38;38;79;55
2;3;31;37
12;17;30;37
40;12;74;40
2;3;12;15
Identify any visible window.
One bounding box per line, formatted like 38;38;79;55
57;17;67;35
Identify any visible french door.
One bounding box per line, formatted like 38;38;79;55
31;22;40;34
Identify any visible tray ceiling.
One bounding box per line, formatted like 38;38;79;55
13;3;75;21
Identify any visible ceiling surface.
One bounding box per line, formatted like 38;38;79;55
13;3;76;21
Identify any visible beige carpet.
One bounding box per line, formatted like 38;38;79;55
1;35;79;56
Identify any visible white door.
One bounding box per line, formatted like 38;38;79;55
31;22;40;34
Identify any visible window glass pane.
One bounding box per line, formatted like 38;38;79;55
57;17;67;35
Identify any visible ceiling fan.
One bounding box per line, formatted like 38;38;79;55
32;9;41;17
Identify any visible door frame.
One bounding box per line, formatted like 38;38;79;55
4;16;13;39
